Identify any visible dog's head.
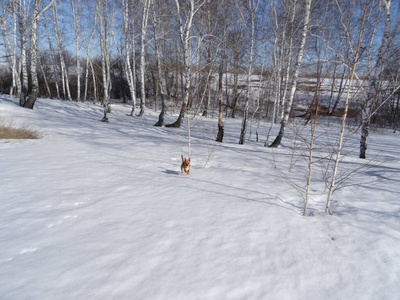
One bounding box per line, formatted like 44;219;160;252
181;155;191;167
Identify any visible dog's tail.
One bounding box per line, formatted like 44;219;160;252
181;155;184;162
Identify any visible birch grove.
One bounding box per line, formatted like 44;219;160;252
1;0;400;213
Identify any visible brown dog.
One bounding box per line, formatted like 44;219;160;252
181;155;191;175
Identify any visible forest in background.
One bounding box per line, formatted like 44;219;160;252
1;0;400;160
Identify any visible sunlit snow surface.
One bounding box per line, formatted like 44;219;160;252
1;97;399;299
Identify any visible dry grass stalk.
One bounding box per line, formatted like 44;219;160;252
0;122;40;139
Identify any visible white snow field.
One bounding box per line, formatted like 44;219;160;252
1;96;399;300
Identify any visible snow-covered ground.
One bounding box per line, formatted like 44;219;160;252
1;96;399;299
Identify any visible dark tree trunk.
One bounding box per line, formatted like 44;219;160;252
216;60;224;142
24;95;36;109
165;105;185;128
216;121;224;142
154;94;165;127
269;119;287;148
238;113;247;145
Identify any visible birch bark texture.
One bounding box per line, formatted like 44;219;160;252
166;0;202;128
121;0;137;115
0;0;20;98
95;0;114;121
152;0;168;127
325;0;369;214
52;1;71;101
360;0;392;159
24;0;55;109
269;0;312;148
70;0;82;102
238;0;258;145
138;0;152;117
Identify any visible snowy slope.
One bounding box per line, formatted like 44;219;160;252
1;96;399;299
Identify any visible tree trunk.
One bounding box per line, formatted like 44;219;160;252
96;0;113;121
239;0;257;145
18;1;28;107
83;26;95;102
138;0;152;117
152;1;167;127
360;0;392;159
166;0;199;128
71;0;82;101
269;0;311;148
325;0;368;214
122;0;137;115
0;2;20;98
25;4;40;109
24;0;54;109
216;59;224;142
52;1;70;101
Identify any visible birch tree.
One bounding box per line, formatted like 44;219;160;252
122;0;137;115
166;0;205;128
24;0;54;109
238;0;258;145
277;0;298;123
360;0;396;159
16;0;28;106
269;0;312;147
138;0;152;117
51;0;71;101
82;18;96;102
70;0;82;101
95;0;114;121
0;0;20;98
216;57;225;142
325;0;369;214
152;0;168;126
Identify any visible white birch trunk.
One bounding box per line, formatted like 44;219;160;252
39;61;52;98
44;19;60;99
239;0;257;145
96;0;113;121
83;25;95;102
0;1;20;98
17;0;28;106
269;0;311;148
71;0;81;101
325;1;369;214
122;0;137;115
277;0;296;122
138;0;152;117
360;0;392;159
52;1;70;100
166;0;199;127
25;0;54;108
12;4;20;97
152;1;167;126
90;58;97;102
